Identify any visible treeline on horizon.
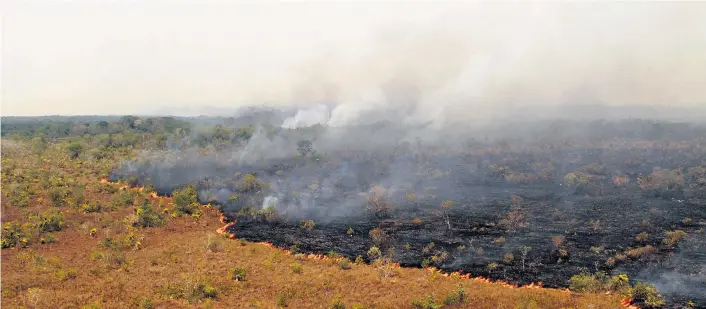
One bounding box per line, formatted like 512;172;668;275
3;114;706;145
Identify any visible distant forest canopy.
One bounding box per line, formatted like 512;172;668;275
3;111;706;146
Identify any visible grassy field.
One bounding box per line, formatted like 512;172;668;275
0;137;629;308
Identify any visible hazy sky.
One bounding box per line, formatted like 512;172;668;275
2;1;706;116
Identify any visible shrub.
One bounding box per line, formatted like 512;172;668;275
237;173;268;193
568;272;605;293
35;210;66;233
442;285;466;305
366;185;390;218
229;266;247;281
299;220;316;230
109;191;134;209
330;294;346;309
568;272;632;297
411;295;442;309
39;234;57;244
49;187;70;206
338;258;351;270
503;252;514;264
662;230;688;248
172;185;199;215
635;232;649;242
54;268;78;281
564;172;590;188
638;168;684;196
81;201;103;213
369;228;387;246
367;246;381;261
206;234;225;253
626;245;656;259
290;262;303;274
134;201;164;228
633;282;665;308
1;221;29;248
187;281;218;303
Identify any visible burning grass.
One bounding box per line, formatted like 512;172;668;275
1;176;628;308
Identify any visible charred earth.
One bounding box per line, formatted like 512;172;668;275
113;119;706;308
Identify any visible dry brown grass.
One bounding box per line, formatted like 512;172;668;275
2;197;626;309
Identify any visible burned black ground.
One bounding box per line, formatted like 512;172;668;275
114;120;706;308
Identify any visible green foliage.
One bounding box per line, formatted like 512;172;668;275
338;258;352;270
49;187;70;207
568;272;633;297
442;285;467;305
67;142;84;159
290;262;303;274
330;294;346;309
632;282;665;308
172;185;199;215
54;268;78;281
9;189;31;208
237;173;268;193
187;281;218;303
81;201;103;213
34;210;66;233
299;220;316;230
1;221;30;248
134;201;165;228
229;266;247;281
108;190;135;209
564;172;590;188
411;295;442;309
39;234;57;244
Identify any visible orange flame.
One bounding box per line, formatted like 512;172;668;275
94;177;635;307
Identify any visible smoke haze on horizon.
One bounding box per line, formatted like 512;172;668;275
3;1;706;120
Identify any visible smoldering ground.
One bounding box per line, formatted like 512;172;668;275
102;2;706;307
112;112;706;307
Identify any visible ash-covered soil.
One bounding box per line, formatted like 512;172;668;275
113;120;706;308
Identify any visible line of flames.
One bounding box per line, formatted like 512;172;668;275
99;178;637;308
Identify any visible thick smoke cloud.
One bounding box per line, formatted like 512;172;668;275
264;2;706;128
4;2;706;116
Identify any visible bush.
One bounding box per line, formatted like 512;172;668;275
172;185;199;215
568;272;632;297
49;187;70;206
411;295;442;309
632;282;665;308
338;258;351;270
331;294;346;309
81;201;103;213
290;262;303;274
109;191;135;209
35;210;66;233
206;235;225;253
1;221;29;248
662;230;688;248
229;266;247;281
299;220;316;230
54;268;78;281
134;201;164;228
187;281;218;303
442;285;466;305
40;234;57;244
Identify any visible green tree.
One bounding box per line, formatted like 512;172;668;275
67;142;84;159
